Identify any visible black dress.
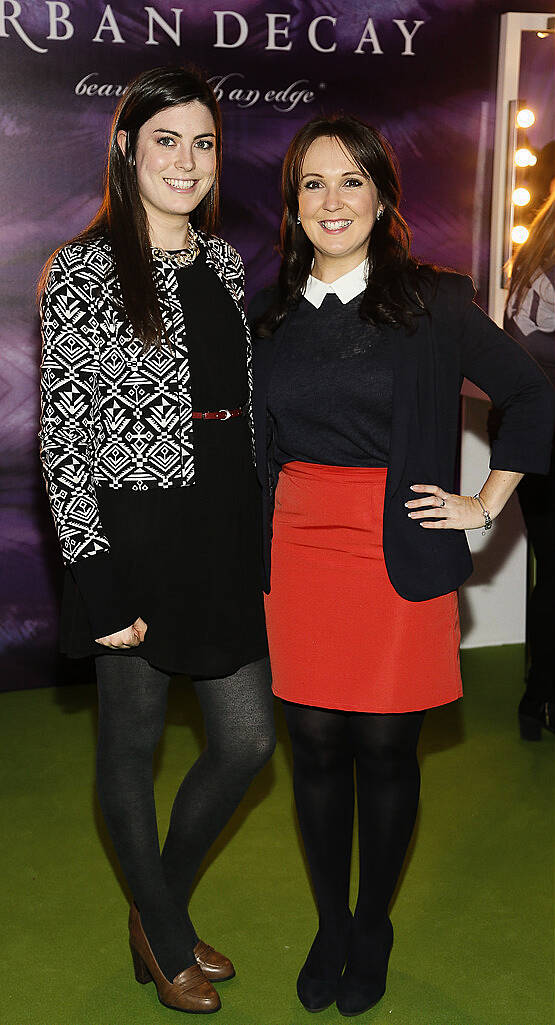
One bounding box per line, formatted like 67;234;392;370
60;247;268;678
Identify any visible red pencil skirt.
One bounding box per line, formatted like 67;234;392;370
264;462;462;713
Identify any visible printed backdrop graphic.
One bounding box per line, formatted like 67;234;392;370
1;1;553;689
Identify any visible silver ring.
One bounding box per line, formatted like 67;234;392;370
439;497;446;507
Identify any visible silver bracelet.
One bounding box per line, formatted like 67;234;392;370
473;493;492;534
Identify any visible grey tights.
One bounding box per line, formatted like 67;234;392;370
95;655;275;981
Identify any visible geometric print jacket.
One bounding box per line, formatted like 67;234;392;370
39;231;254;574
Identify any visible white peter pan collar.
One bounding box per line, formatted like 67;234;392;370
303;260;368;309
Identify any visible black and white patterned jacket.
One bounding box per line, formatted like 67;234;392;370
39;231;253;635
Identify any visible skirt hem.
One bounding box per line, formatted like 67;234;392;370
274;687;463;715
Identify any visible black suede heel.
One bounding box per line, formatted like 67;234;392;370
336;918;393;1017
518;697;555;741
296;910;352;1012
297;967;339;1013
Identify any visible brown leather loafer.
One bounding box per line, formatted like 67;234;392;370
129;903;221;1013
194;940;236;981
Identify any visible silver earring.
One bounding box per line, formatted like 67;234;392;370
297;214;301;224
376;207;383;220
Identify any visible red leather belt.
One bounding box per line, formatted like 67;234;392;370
192;403;248;421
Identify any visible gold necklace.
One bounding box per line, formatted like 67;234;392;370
151;227;200;268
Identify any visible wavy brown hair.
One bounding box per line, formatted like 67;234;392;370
507;191;555;314
254;115;435;337
39;65;222;351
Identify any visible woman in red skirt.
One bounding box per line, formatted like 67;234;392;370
249;116;555;1016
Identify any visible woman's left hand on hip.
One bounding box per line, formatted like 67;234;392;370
405;484;486;530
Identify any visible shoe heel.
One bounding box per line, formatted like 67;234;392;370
131;945;153;984
519;714;542;741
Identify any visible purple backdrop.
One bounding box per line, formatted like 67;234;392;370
1;1;553;689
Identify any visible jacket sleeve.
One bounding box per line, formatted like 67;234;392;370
451;275;555;474
39;246;138;638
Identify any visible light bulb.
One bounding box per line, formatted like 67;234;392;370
512;225;529;244
512;187;531;206
516;108;535;128
515;148;533;167
528;154;537;166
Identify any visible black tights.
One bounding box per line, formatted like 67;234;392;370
95;655;275;981
283;701;424;978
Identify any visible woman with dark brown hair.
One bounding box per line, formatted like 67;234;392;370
39;66;274;1014
250;115;555;1016
504;192;555;739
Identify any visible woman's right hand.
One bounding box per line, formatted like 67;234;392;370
95;617;148;649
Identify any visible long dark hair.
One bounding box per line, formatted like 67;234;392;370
507;192;555;314
254;115;434;337
39;65;222;351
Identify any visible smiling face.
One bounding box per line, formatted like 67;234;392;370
298;135;382;280
118;100;217;244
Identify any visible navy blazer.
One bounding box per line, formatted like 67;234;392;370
249;272;555;601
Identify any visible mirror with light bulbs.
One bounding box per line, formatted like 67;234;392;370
488;12;554;324
508;28;554;258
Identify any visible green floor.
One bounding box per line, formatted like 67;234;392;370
1;646;553;1025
